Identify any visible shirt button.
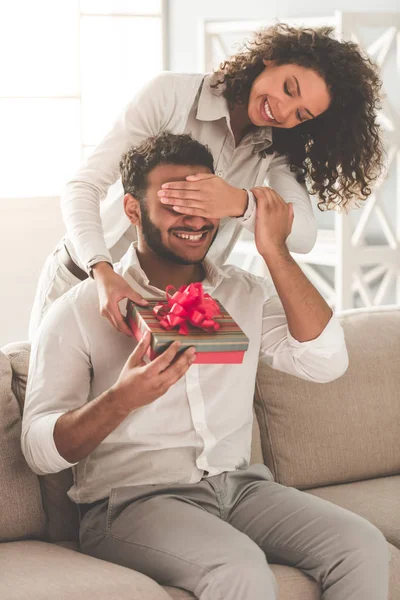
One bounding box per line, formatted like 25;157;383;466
216;170;223;177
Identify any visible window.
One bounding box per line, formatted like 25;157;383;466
0;0;165;198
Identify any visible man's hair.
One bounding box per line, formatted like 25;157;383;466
120;131;215;202
213;23;384;210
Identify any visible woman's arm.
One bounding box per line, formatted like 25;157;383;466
264;152;317;254
239;153;317;254
61;72;174;273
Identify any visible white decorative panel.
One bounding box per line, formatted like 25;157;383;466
203;13;400;309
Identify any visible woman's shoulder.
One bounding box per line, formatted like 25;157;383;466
149;71;205;92
132;72;205;117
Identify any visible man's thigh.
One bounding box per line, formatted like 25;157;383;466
226;464;386;571
79;481;273;593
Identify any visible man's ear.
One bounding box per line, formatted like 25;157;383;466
124;193;141;225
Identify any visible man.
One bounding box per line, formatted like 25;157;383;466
22;132;388;600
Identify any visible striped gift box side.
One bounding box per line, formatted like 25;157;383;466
128;300;249;355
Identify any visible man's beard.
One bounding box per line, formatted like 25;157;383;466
140;203;218;265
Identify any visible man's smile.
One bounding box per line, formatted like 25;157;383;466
171;230;211;246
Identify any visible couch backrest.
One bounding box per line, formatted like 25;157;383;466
255;306;400;489
0;343;46;542
0;342;79;543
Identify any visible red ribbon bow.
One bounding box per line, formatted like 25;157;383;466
153;283;221;336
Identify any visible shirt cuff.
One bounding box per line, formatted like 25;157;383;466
286;313;346;358
236;190;254;222
23;413;78;475
87;255;114;278
235;190;256;233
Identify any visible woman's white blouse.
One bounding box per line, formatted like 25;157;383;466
61;72;317;272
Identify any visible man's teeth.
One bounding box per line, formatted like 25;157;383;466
264;100;274;120
175;232;205;241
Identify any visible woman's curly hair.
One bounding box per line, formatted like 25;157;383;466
212;23;384;210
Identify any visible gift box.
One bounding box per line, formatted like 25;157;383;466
126;284;249;364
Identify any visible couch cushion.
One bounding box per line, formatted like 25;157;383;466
2;540;398;600
0;541;171;600
2;342;80;542
255;307;400;489
4;342;30;409
387;543;400;599
0;350;46;541
307;475;400;550
164;564;320;599
250;408;263;465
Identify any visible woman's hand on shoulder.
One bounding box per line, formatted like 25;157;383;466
92;263;148;336
157;173;248;219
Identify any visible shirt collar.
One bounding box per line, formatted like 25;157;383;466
118;243;230;297
196;73;273;151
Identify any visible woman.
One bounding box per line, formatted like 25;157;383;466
29;24;383;338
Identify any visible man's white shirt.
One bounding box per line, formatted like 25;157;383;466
21;246;348;503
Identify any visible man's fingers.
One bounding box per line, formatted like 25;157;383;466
288;202;295;227
252;186;289;210
127;332;151;367
146;340;182;375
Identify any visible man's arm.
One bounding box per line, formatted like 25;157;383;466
240;154;317;254
22;296;195;474
253;185;332;342
252;186;348;382
53;334;195;464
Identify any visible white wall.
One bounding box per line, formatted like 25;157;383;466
0;198;64;346
1;1;399;346
168;1;400;72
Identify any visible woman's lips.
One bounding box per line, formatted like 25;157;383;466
260;97;275;123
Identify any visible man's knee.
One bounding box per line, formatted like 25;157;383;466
195;544;277;600
349;518;389;567
327;511;390;579
339;515;388;558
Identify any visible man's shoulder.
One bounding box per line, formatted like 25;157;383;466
222;263;265;289
215;263;274;304
58;278;98;310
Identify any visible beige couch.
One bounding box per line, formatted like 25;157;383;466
1;306;399;600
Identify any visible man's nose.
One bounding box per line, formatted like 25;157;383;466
182;215;209;230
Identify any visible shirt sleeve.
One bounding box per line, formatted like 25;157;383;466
61;72;175;272
238;153;318;255
259;292;349;383
21;296;92;475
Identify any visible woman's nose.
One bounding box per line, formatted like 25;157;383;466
276;99;292;123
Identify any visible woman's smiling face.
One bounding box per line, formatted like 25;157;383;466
248;61;331;129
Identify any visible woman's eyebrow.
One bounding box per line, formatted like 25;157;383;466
294;76;315;118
